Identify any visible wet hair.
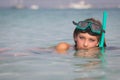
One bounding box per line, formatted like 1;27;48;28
73;18;106;50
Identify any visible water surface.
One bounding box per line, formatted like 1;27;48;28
0;8;120;80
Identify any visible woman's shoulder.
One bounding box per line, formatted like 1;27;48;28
55;42;70;49
55;42;72;53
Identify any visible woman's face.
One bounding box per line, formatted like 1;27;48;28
75;33;99;50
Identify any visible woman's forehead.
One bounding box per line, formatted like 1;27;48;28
78;33;98;39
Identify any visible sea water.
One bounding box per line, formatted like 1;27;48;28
0;8;120;80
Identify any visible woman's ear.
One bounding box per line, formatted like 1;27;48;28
96;42;99;46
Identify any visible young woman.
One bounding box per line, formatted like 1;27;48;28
30;18;106;57
55;18;106;54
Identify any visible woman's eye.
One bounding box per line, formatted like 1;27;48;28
89;39;95;42
79;36;84;39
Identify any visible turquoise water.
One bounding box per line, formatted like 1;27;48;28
0;8;120;80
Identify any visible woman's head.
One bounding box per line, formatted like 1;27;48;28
73;18;106;50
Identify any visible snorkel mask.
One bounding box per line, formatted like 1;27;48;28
73;11;108;48
73;21;104;35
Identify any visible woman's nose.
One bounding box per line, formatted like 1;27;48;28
83;40;88;47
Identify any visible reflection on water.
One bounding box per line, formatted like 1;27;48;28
0;47;107;80
74;47;102;58
73;48;106;80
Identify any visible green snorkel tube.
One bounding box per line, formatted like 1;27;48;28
99;11;108;63
99;11;108;48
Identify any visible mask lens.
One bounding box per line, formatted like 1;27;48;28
78;21;88;29
91;23;101;33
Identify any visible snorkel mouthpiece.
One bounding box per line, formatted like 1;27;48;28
99;11;108;48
